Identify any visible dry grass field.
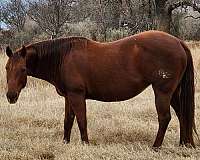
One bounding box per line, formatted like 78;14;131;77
0;43;200;160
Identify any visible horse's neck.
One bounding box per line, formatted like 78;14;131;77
26;52;59;85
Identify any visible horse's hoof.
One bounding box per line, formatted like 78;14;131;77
179;143;195;148
152;146;161;152
81;141;89;146
63;139;70;144
185;143;195;149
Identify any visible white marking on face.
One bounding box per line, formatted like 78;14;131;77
158;69;171;79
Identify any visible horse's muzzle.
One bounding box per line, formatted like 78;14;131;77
6;91;19;104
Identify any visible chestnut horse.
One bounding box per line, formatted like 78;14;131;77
5;31;197;148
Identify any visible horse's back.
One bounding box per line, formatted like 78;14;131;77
133;31;182;52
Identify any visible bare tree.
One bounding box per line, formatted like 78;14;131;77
109;0;123;29
154;0;200;33
90;0;114;41
0;0;27;32
124;0;154;33
27;0;74;38
123;0;200;33
96;0;110;40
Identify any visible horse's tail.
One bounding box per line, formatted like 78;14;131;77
179;40;198;146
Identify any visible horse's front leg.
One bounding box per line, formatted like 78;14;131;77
63;97;75;144
68;92;89;144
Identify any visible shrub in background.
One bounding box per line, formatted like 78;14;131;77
64;18;98;39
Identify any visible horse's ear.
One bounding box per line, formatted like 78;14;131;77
21;45;26;58
6;46;13;57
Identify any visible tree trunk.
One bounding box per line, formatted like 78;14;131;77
155;0;171;33
111;0;122;29
156;10;172;33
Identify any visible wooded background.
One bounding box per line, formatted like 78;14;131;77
0;0;200;49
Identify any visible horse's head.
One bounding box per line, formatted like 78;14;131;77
5;46;27;104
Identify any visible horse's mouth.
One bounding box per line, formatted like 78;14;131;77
7;97;18;104
6;92;19;104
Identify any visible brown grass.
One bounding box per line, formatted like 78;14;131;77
0;43;200;159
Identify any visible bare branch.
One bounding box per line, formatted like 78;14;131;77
184;15;200;19
1;0;27;32
27;0;73;38
168;0;200;13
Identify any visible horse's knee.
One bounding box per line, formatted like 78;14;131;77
158;113;171;126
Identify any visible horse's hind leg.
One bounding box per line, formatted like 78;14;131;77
152;86;172;148
170;86;186;146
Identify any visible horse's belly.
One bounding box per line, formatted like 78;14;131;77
86;81;149;102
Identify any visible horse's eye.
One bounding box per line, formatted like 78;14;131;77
6;65;9;70
21;68;26;73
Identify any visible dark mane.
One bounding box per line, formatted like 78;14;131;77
26;37;89;81
29;36;89;58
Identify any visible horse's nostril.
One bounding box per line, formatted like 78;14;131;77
6;91;18;103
